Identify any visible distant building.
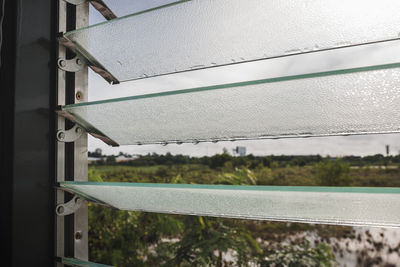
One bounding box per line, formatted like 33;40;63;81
115;155;131;162
233;146;246;157
88;157;104;163
115;154;139;162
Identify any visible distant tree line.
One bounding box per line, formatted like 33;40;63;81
89;150;400;169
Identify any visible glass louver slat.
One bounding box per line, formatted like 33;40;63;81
64;0;400;82
60;182;400;227
59;39;400;146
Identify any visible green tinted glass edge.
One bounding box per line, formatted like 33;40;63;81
61;257;114;267
60;181;400;194
63;62;400;109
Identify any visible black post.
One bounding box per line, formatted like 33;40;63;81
0;0;57;266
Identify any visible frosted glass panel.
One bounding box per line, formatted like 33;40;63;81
101;0;184;17
60;182;400;227
65;0;400;82
61;65;400;146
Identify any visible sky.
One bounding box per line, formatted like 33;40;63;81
87;3;400;157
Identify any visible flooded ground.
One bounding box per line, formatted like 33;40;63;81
215;226;400;266
278;227;400;266
333;227;400;267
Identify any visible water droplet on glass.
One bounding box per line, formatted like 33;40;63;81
284;49;301;55
190;65;205;69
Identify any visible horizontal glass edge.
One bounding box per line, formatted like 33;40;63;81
65;13;400;83
63;61;400;109
116;38;400;83
58;115;400;145
94;210;400;228
61;182;400;227
60;182;400;194
61;257;114;267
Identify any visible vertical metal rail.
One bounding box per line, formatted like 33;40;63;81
56;0;89;264
74;2;89;261
56;1;67;266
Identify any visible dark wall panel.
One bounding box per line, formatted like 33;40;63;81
1;0;56;266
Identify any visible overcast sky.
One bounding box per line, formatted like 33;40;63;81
87;4;400;157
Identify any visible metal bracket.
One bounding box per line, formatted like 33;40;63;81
57;124;84;143
57;56;85;72
57;35;120;84
57;109;120;147
62;0;117;20
56;195;83;216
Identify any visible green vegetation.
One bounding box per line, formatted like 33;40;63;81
315;160;353;186
88;152;400;266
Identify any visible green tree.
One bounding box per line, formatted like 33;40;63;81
171;216;261;266
260;241;335;267
105;155;116;165
215;167;257;185
315;159;353;186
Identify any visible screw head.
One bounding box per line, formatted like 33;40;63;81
76;58;82;65
75;127;83;134
58;132;65;140
76;91;83;101
59;59;66;67
75;231;83;240
56;205;64;215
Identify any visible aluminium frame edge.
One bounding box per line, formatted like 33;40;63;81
56;1;66;266
73;2;89;261
56;0;90;264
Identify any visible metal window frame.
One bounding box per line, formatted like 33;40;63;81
56;0;89;264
